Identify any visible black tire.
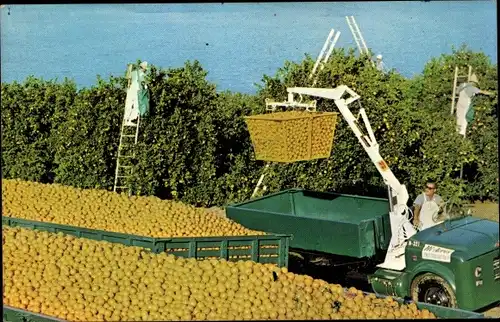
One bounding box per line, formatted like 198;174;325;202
410;273;458;308
288;251;308;275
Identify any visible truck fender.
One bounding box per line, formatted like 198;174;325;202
408;262;456;294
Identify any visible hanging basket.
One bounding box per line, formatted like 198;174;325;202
245;111;339;163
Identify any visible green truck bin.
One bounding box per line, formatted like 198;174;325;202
2;216;290;268
361;291;487;319
3;306;66;322
3;297;486;321
226;188;392;258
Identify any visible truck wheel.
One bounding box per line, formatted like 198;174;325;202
289;251;307;275
410;273;457;308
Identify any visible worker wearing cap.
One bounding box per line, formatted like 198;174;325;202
455;73;494;136
413;180;445;231
375;54;386;72
124;61;149;126
138;61;148;84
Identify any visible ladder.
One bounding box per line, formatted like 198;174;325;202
346;16;375;67
113;116;140;195
309;28;341;86
450;65;472;180
450;65;472;115
345;16;369;55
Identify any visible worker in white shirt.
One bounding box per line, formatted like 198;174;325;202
375;54;386;72
455;73;494;136
124;61;149;126
413;180;445;231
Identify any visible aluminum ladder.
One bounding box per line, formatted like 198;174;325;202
266;29;340;113
309;28;341;87
346;16;375;67
450;65;472;115
113;116;140;195
450;65;472;180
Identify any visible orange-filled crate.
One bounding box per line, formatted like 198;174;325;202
245;111;339;163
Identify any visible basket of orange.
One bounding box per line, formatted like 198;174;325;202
245;111;339;163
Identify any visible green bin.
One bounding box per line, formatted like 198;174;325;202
226;188;391;258
2;216;290;267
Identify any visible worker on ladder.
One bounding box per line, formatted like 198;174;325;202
113;61;150;194
375;54;386;73
455;73;493;136
124;61;149;126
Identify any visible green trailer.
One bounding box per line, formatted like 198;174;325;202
3;306;65;322
1;223;486;322
1;216;290;267
2;296;486;321
226;188;500;313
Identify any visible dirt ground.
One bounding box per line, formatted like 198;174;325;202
207;206;227;218
468;200;499;222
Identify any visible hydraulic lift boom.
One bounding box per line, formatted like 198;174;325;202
285;85;417;270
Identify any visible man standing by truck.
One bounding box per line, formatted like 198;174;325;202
413;180;445;231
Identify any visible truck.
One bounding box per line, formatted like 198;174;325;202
226;85;500;313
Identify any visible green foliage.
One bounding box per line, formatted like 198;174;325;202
53;76;125;190
183;92;264;206
1;46;497;208
129;61;219;202
1;77;77;182
411;44;498;201
463;104;498;201
252;49;480;203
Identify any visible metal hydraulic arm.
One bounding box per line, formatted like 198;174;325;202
285;85;417;270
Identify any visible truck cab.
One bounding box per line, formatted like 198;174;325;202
370;216;500;311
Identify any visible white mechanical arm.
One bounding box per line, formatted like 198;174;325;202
285;85;417;270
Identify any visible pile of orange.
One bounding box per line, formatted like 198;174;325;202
245;111;337;162
1;179;264;237
3;226;436;321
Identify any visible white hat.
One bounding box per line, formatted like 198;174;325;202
139;61;148;70
376;54;383;60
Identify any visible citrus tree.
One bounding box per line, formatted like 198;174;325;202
251;49;477;203
1;48;496;206
411;44;498;201
1;77;77;183
52;76;126;190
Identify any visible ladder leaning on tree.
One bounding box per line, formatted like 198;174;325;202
345;15;375;67
113;117;141;195
450;65;472;115
309;28;341;87
450;65;471;180
346;15;390;72
113;61;150;195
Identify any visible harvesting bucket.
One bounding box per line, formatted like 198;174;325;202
245;111;339;163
